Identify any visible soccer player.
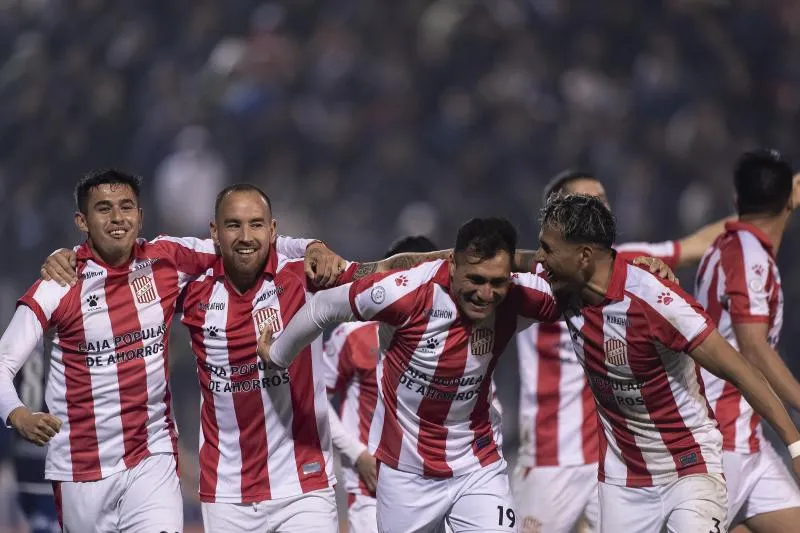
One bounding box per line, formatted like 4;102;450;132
535;194;800;533
178;184;358;532
513;170;729;533
0;169;338;532
695;150;800;533
258;217;571;533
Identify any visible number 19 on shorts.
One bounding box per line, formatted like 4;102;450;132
497;505;516;528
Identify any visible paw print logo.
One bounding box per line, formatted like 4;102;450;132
657;291;673;305
207;326;219;338
86;294;99;308
426;337;440;350
395;275;408;287
752;264;765;277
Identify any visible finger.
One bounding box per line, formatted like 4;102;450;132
304;258;316;281
55;256;79;286
38;423;57;439
43;415;62;432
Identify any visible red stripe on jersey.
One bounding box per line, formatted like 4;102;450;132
52;482;63;530
722;236;753;319
104;275;151;468
469;304;516;468
583;308;652;486
416;324;471;477
279;276;328;493
17;280;48;329
183;282;221;501
626;299;709;479
581;376;598;463
375;290;435;469
534;323;561;466
226;292;270;502
56;285;101;480
152;263;180;456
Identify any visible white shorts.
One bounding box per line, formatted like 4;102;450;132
376;459;517;533
201;487;338;533
598;474;728;533
53;453;182;533
511;463;599;533
724;445;800;526
349;493;455;533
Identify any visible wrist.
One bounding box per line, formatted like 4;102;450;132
306;240;326;251
789;440;800;459
7;406;29;428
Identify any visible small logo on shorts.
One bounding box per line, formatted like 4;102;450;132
302;461;321;475
370;286;386;304
679;451;698;467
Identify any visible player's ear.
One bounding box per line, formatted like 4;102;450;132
270;218;277;244
74;211;88;233
210;220;219;246
578;244;593;268
137;208;143;232
448;251;456;277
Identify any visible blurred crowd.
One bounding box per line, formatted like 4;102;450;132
1;0;800;526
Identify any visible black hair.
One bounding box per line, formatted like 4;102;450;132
454;217;517;261
542;169;597;205
734;149;794;216
384;236;438;258
214;183;273;218
74;169;142;214
540;194;616;248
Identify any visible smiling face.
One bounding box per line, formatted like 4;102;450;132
448;249;512;322
211;190;277;279
74;183;142;265
534;223;589;294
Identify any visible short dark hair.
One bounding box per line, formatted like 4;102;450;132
540;194;616;248
384;236;438;258
734;149;794;216
454;217;517;261
74;169;142;214
542;170;597;205
215;184;273;218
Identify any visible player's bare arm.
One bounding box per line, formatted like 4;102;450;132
733;321;800;414
675;216;734;267
304;240;347;287
689;330;800;478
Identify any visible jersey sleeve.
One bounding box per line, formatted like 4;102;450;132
275;235;319;259
508;271;561;322
323;325;356;394
718;237;770;324
347;261;442;326
640;279;714;353
0;306;46;424
17;279;72;331
616;240;681;270
146;236;218;279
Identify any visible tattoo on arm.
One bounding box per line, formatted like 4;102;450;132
383;254;419;271
352;262;379;281
514;250;538;273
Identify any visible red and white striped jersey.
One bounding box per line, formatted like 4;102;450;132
16;237;217;481
323;320;506;495
180;252;353;503
563;253;721;487
347;259;559;478
516;241;681;468
695;221;782;454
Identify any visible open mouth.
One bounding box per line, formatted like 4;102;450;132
108;229;128;239
235;247;257;256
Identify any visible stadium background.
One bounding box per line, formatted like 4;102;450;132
1;0;800;531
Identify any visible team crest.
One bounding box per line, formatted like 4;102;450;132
604;338;627;366
470;328;494;356
130;275;157;304
254;307;282;334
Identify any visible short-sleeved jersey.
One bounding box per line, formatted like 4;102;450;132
347;259;559;478
516;240;680;468
18;237;216;481
180;253;356;503
695;221;782;453
562;253;722;487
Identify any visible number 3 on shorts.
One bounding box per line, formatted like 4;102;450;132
497;505;516;528
709;517;721;533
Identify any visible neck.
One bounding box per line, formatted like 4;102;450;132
222;257;263;295
738;213;788;253
579;250;615;307
89;241;132;267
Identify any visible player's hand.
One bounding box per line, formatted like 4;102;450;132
256;323;280;369
355;450;377;493
8;407;62;446
41;249;78;287
632;256;678;283
305;242;346;288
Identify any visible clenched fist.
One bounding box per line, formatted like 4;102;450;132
8;407;62;446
